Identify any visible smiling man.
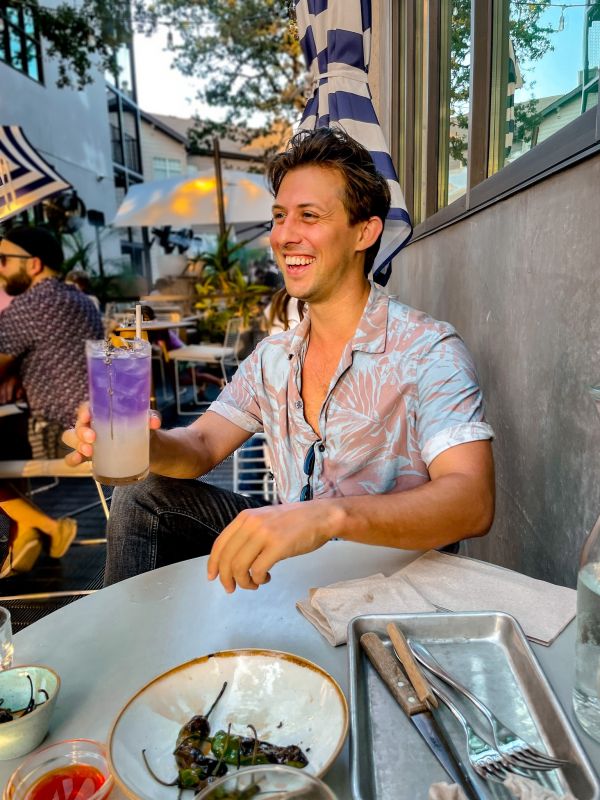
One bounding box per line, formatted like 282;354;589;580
65;128;495;590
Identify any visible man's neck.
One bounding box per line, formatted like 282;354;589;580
30;270;57;288
308;280;371;347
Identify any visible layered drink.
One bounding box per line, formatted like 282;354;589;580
86;339;151;485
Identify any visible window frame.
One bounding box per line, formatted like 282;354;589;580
393;0;600;242
0;2;44;84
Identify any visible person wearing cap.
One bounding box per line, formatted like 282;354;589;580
65;128;495;590
0;225;104;575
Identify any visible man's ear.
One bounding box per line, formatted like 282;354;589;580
355;216;384;253
27;256;44;277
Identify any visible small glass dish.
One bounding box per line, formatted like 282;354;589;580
195;764;338;799
4;738;113;800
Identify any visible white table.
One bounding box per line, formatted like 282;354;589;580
1;542;599;797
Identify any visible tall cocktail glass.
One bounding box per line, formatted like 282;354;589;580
86;339;151;485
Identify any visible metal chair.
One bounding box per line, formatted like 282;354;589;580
232;434;278;504
169;317;244;415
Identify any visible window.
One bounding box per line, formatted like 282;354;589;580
393;0;600;234
497;0;599;170
440;0;472;207
153;157;183;180
0;3;43;82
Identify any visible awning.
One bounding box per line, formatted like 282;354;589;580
295;0;412;286
0;125;71;223
112;169;274;230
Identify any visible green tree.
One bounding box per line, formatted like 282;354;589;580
15;0;303;153
448;0;554;166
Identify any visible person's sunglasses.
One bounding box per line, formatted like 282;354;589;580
0;254;30;266
300;442;316;502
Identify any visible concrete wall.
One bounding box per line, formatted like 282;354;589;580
388;155;600;587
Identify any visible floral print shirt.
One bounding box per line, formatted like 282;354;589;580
210;284;494;503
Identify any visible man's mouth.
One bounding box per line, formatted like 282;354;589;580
284;255;316;273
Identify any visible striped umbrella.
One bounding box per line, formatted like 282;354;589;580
295;0;412;286
0;125;71;223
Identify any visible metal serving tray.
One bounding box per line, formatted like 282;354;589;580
348;612;600;800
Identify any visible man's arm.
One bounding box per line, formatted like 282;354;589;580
207;439;494;592
0;354;17;404
149;411;253;478
65;406;252;479
0;353;15;383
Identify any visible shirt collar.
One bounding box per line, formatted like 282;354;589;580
287;282;389;358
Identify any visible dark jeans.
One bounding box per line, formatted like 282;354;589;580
104;474;266;586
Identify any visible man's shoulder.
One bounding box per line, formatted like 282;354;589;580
386;295;457;348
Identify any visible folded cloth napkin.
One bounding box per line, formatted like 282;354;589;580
429;777;577;799
296;550;576;646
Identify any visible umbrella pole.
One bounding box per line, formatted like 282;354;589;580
213;136;226;240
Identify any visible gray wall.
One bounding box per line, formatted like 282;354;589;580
388;155;600;588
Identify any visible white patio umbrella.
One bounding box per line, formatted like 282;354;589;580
0;125;71;223
112;169;274;230
295;0;412;285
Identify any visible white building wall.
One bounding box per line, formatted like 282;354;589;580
0;11;121;268
140;122;186;180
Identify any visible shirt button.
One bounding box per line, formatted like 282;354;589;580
318;444;325;452
295;400;303;409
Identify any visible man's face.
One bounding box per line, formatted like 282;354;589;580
269;165;369;305
0;241;33;296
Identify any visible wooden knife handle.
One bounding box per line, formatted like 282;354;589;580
386;623;438;708
360;632;428;717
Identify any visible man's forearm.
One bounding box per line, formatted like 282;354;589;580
323;472;494;551
0;354;14;383
149;427;216;479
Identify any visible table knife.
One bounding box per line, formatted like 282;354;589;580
360;632;484;800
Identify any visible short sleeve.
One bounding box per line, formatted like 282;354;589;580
416;334;494;466
208;347;264;433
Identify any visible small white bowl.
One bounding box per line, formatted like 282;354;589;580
0;665;60;760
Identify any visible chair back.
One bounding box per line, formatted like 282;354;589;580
221;317;245;381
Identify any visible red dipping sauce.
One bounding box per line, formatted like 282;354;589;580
26;764;106;800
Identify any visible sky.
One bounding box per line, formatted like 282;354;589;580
133;30;213;120
516;3;589;101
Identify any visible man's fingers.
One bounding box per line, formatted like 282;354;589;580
63;449;84;466
149;410;162;430
228;538;267;591
207;515;245;580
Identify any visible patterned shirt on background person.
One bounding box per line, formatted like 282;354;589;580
0;278;103;430
209;284;494;503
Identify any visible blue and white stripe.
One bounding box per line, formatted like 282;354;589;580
295;0;412;286
0;125;70;223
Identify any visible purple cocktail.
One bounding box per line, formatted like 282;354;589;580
86;339;151;485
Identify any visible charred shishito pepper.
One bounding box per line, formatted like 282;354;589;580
143;681;229;791
210;727;309;769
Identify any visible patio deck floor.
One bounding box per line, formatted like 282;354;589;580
0;385;234;631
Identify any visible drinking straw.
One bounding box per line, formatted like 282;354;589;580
135;303;142;339
94;480;110;520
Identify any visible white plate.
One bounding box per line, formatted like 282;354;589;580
108;649;348;800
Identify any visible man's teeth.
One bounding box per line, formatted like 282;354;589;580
285;256;315;266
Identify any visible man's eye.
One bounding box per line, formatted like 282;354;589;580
272;212;285;222
302;212;317;220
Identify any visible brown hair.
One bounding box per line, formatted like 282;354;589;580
267;288;305;331
267;127;391;276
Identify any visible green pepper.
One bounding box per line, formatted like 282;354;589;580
209;730;308;769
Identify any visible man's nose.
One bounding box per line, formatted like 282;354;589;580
270;216;301;246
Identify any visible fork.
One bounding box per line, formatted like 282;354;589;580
409;640;569;772
430;681;526;783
